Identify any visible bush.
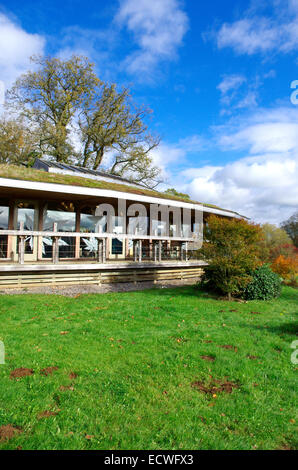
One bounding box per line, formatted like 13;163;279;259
244;264;282;300
200;215;263;299
271;254;298;283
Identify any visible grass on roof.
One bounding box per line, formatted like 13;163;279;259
0;164;237;214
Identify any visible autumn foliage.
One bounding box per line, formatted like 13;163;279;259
271;253;298;283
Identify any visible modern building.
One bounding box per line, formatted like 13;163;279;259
0;159;245;288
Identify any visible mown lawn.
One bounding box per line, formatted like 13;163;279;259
0;285;297;450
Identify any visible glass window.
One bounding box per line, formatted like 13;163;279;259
0;206;9;230
43;210;76;232
17;204;36;254
43;203;76;259
80;213;107;233
112;216;124;234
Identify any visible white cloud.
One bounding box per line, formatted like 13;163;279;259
217;74;246;95
115;0;188;75
212;2;298;56
0;13;45;89
163;106;298;224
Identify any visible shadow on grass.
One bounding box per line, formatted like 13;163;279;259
131;285;214;300
239;321;298;338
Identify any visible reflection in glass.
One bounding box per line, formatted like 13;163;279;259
111;216;124;255
43;207;76;258
80;213;107;233
17;207;35;254
0;206;8;258
0;206;9;229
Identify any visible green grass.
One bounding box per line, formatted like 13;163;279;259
0;285;297;450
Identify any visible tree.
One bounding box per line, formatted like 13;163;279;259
259;223;293;261
200;215;263;299
0;117;40;166
164;188;190;200
6;55;162;189
281;212;298;247
78;83;161;188
7;55;101;163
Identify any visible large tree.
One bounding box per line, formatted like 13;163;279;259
259;223;293;261
281;212;298;247
7;55;100;163
6;55;162;188
78;84;161;188
0;117;40;166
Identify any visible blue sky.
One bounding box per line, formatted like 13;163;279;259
0;0;297;223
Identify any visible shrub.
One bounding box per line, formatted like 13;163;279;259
200;215;263;299
271;254;298;283
244;264;282;300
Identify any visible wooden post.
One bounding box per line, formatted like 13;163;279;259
97;239;103;263
180;242;184;261
158;240;162;262
134;240;137;262
138;240;142;263
154;242;158;262
102;238;106;263
52;223;59;264
185;241;188;261
18;221;25;265
75;208;80;259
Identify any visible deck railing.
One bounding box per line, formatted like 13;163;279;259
0;224;201;265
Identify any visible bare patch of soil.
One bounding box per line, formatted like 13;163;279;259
40;366;58;376
192;378;239;394
0;425;23;442
37;410;60;419
200;355;215;362
218;344;238;352
247;355;258;360
10;368;34;379
59;385;74;391
69;372;78;380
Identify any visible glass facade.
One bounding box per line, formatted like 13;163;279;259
43;204;76;258
0;206;9;258
17;204;36;254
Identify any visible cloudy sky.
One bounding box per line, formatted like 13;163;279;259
0;0;297;223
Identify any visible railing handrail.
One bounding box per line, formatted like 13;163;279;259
0;229;197;242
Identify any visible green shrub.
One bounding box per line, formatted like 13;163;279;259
244;264;282;300
199;215;263;299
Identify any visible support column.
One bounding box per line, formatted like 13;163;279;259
102;238;106;263
154;242;158;262
18;221;25;265
52;223;59;264
158;240;162;262
138;240;142;263
180;242;184;261
97;239;103;263
75;208;80;259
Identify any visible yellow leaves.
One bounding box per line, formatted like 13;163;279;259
60;331;69;335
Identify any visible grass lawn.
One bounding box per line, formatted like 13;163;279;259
0;285;297;450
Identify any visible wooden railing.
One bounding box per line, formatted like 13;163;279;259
0;223;201;265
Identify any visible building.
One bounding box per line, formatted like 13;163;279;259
0;159;245;288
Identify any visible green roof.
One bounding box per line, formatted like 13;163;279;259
0;164;243;217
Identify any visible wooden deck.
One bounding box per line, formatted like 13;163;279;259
0;260;206;289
